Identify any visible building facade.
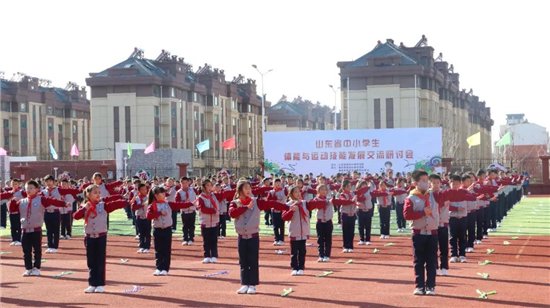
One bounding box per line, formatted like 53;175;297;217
267;97;339;131
86;49;263;176
337;36;493;164
0;75;90;160
496;114;549;181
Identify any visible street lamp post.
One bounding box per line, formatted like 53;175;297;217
251;65;273;132
329;85;338;130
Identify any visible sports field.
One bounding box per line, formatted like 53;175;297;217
1;197;549;307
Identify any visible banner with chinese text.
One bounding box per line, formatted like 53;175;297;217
263;128;442;176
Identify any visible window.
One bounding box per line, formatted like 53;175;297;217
247;105;251;113
20;103;27;112
172;128;177;138
232;100;236;109
73;124;77;134
213;96;219;106
232;118;236;126
193;92;198;102
3;119;9;128
170;87;175;98
248;119;252;129
386;98;394;128
125;106;131;142
113;107;120;143
48;122;53;131
47;106;53;115
154;106;160;117
374;99;381;129
214;115;219;124
71;110;76;118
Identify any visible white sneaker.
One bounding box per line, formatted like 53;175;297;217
94;286;105;293
380;235;385;239
425;288;436;295
483;235;488;239
10;241;16;246
441;269;449;276
30;268;40;276
466;247;474;253
317;257;325;262
358;241;365;245
142;249;150;253
342;248;349;253
237;285;249;294
182;241;189;246
219;236;225;239
84;286;96;293
323;257;330;262
348;249;354;253
66;235;71;240
23;269;33;276
273;241;279;246
15;241;22;246
365;241;371;246
297;270;304;276
278;241;284;246
135;235;140;240
45;248;52;253
449;256;459;263
291;270;298;276
202;258;212;264
159;270;168;276
436;269;443;276
413;288;425;295
459;256;467;263
153;269;162;276
475;240;482;245
384;235;390;239
210;257;218;263
137;248;144;253
188;241;194;245
246;285;256;294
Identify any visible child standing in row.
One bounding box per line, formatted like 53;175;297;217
338;180;358;253
198;180;221;264
404;170;440;296
372;181;392;239
131;183;151;253
73;184;128;292
146;186;192;276
282;186;325;276
267;179;287;246
176;177;197;245
2;180;66;277
229;180;286;294
355;180;375;246
392;179;408;233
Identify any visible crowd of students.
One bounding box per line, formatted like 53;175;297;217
0;167;526;295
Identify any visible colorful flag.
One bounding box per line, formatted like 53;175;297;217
70;143;80;157
196;139;210;154
127;143;133;158
222;136;236;150
0;147;7;156
49;139;59;160
496;132;512;147
144;141;155;154
466;132;481;148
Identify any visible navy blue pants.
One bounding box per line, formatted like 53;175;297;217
342;213;356;249
153;227;172;271
467;211;477;248
357;209;373;242
437;226;449;270
379;206;391;236
412;233;438;289
201;226;218;258
85;235;107;287
44;211;61;249
449;217;467;257
290;240;306;270
22;231;42;270
10;213;21;242
238;236;260;286
137;218;151;249
316;220;333;258
181;212;196;242
272;212;285;242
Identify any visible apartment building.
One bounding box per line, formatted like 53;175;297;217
0;75;90;159
86;49;263;176
267;97;339;131
337;36;493;163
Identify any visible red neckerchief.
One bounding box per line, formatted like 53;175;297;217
150;201;159;215
202;193;218;211
381;189;388;206
239;196;252;207
138;193;147;204
295;200;308;222
274;187;282;192
26;194;38;219
85;201;98;223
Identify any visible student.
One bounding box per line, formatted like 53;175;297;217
473;169;499;242
461;174;480;253
1;179;26;246
60;179;75;240
267;178;287;246
215;183;229;239
146;186;192;275
282;186;325;276
197;180;221;264
229;180;286;294
429;174;450;276
403;170;440;296
3;181;66;277
447;175;469;263
338;180;359;252
314;184;354;262
176;177;197;245
41;175;80;253
162;177;179;231
131;183;151;253
355;180;375;245
73;184;128;292
392;179;408;233
371;181;393;239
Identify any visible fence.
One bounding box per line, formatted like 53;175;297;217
451;157;543;183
